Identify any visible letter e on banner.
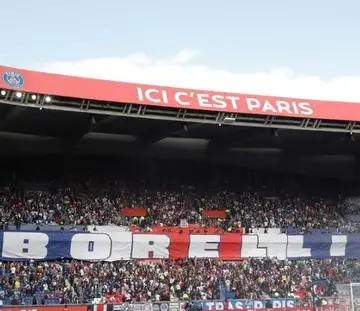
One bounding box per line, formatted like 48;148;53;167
2;232;49;259
70;233;111;260
188;235;220;258
197;94;212;108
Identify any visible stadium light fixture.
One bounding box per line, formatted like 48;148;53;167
0;90;6;96
223;117;236;124
349;132;355;142
31;95;37;101
45;96;51;103
15;92;22;98
272;129;279;137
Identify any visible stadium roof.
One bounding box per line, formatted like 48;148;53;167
1;65;360;179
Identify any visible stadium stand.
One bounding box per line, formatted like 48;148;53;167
1;66;360;311
0;157;349;232
0;157;356;306
0;258;358;305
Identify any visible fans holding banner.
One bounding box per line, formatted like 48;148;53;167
180;219;189;227
1;230;359;261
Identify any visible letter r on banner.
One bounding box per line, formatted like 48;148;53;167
132;234;171;259
2;232;49;259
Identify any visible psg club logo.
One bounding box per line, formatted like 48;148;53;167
2;71;25;88
160;304;169;311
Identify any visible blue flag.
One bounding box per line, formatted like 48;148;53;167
218;278;226;302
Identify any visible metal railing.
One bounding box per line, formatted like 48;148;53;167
0;297;350;311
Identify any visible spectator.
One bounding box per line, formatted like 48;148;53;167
0;258;356;305
0;176;347;231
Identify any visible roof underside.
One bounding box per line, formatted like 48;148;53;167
0;91;360;179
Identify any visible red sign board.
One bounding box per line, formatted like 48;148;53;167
152;226;240;234
122;208;147;217
203;210;227;218
1;65;360;121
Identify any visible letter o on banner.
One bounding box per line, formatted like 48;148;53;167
70;233;111;260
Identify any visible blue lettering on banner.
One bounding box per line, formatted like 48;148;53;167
200;299;296;310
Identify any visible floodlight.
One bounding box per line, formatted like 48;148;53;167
0;90;5;96
45;96;51;103
31;95;37;101
15;92;22;98
349;132;355;142
223;117;236;124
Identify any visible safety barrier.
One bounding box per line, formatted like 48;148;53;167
0;298;355;311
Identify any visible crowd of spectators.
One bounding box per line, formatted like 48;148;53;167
0;170;351;232
0;158;358;306
0;258;358;305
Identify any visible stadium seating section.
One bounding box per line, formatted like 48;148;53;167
0;157;358;306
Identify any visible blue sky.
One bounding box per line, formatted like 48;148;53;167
1;0;360;101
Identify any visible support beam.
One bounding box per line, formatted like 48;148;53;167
0;107;27;126
280;134;358;156
205;128;270;158
354;154;360;178
136;122;202;147
60;115;119;150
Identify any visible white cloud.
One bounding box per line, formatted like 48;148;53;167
37;49;360;103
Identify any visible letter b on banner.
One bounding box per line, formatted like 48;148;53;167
2;232;49;259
